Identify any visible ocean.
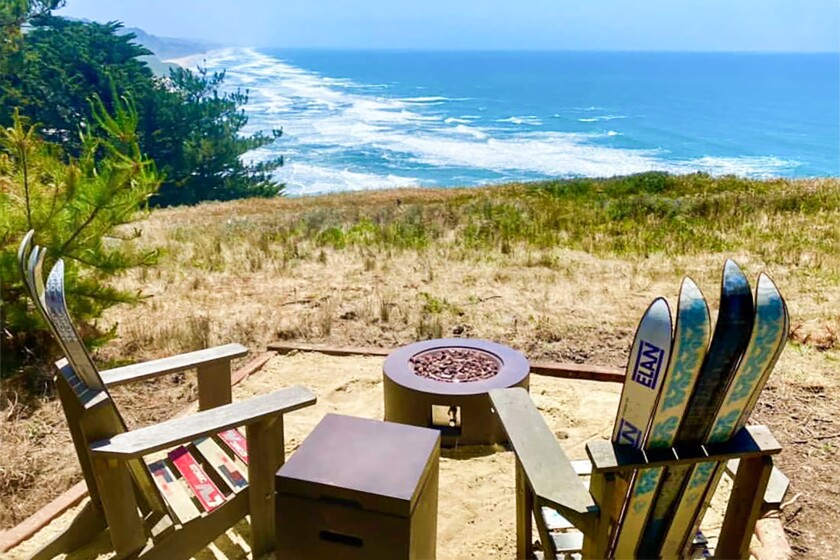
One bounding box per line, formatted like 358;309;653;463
179;48;840;196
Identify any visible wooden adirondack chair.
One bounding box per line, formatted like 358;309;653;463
17;231;317;560
490;389;787;559
489;274;790;560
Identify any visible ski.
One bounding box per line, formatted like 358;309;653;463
659;272;788;557
637;260;754;558
611;278;711;558
598;297;673;544
613;297;674;447
19;233;106;391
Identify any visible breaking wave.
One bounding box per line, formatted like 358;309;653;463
174;47;804;195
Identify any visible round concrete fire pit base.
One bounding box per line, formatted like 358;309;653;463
383;338;530;447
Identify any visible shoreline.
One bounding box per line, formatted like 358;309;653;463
142;45;840;193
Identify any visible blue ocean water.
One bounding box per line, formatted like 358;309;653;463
183;49;839;195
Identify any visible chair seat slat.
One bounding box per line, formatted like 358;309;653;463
217;428;249;464
550;532;584;554
149;460;200;524
542;507;575;531
194;437;248;491
168;447;225;512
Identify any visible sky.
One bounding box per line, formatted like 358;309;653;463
57;0;840;52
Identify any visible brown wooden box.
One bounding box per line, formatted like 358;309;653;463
275;414;440;560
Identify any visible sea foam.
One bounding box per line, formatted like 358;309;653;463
181;48;803;195
578;115;627;123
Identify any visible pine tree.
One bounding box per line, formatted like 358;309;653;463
0;96;160;380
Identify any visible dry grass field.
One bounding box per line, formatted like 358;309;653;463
3;174;840;557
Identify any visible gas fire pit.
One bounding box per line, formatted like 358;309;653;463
383;338;530;447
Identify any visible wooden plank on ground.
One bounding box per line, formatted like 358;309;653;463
230;352;276;386
267;342;625;383
530;360;624;383
0;480;88;553
268;342;390;357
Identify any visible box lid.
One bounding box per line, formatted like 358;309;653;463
276;414;440;517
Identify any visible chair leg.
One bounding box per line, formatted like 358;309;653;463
246;416;283;558
28;499;107;560
532;501;558;560
92;457;147;559
715;455;773;559
582;472;616;560
515;459;536;559
197;361;233;411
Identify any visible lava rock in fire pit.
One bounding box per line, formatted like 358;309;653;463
409;348;500;383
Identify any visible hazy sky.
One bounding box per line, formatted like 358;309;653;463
57;0;840;52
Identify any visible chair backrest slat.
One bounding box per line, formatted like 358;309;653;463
18;231;169;518
19;231;106;392
43;260;108;392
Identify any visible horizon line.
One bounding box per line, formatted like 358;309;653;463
192;44;840;55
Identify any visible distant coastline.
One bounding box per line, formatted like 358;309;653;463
121;26;216;75
129;34;839;194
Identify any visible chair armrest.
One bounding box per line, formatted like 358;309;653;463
489;388;598;531
89;385;315;459
100;343;248;387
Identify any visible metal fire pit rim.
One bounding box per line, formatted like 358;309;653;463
383;338;530;396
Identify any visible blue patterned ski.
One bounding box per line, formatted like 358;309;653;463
611;278;711;558
637;260;754;558
659;272;788;557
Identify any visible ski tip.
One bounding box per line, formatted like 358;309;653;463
678;276;711;320
722;259;751;295
756;272;775;292
51;258;65;277
679;276;703;299
722;258;744;278
647;296;672;319
756;272;788;315
17;230;35;265
630;297;672;337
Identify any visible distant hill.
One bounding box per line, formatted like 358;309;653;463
119;26;217;61
58;18;218;75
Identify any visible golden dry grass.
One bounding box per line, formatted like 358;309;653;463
98;179;840;377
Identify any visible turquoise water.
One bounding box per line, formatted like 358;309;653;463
187;49;839;195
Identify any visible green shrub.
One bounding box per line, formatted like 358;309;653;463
0;98;160;379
